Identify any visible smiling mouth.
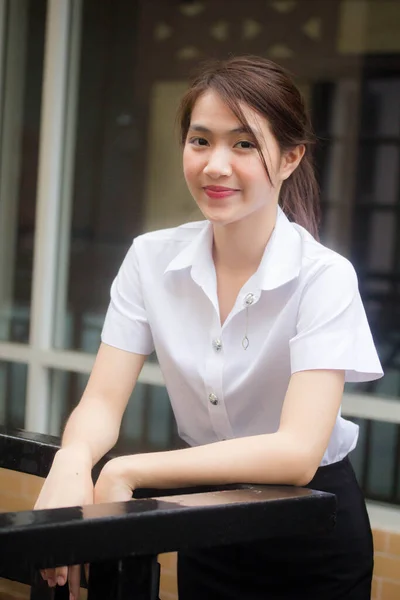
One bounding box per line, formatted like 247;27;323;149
203;186;239;199
204;186;239;192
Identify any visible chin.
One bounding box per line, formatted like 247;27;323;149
197;202;232;221
206;214;242;227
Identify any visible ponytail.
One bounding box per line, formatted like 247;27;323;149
280;150;320;241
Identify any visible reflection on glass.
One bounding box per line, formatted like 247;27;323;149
367;213;396;272
357;144;399;205
0;0;46;343
0;361;28;429
348;417;367;481
54;0;147;352
349;416;400;504
362;79;400;137
367;421;398;499
49;369;180;452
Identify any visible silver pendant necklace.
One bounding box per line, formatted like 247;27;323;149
242;305;249;350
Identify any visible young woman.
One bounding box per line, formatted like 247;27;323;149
35;56;383;600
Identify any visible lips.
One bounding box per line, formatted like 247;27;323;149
203;185;239;199
204;185;238;192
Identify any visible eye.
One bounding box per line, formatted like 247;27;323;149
234;140;256;150
188;137;209;147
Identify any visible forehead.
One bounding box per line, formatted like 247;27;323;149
190;90;268;134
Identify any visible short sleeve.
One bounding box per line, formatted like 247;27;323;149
289;259;383;382
101;240;155;355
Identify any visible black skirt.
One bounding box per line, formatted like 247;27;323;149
177;456;373;600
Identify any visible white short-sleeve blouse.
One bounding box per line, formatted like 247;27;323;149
101;207;383;466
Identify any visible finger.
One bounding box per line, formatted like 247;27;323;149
84;563;90;584
55;566;68;587
40;569;48;581
68;564;81;600
45;569;57;587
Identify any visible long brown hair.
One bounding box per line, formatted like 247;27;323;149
177;55;320;239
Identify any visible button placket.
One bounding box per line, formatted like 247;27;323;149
212;338;222;352
208;392;218;405
204;322;233;440
244;292;255;306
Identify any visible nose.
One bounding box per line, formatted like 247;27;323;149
203;148;232;179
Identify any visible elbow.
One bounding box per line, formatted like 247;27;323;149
277;433;321;487
292;467;317;487
287;450;319;487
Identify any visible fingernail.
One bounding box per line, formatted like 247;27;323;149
70;594;75;600
57;575;65;586
48;579;56;588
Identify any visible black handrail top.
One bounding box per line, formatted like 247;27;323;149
0;485;336;569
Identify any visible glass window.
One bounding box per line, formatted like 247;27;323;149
0;361;28;429
0;0;47;343
54;0;150;352
350;417;400;504
367;420;398;499
362;78;400;137
348;417;367;480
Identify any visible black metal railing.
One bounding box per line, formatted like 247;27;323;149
0;427;337;599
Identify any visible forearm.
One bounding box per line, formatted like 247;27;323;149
117;431;314;492
59;396;121;468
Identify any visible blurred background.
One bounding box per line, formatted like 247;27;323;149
0;0;400;510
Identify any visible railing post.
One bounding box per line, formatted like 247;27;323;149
88;555;160;600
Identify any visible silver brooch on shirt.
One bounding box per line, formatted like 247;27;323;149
242;293;255;350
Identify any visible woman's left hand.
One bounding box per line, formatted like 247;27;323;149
94;457;135;504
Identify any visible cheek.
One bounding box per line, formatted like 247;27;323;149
182;148;200;183
240;162;271;191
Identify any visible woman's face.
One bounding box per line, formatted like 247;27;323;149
183;91;301;227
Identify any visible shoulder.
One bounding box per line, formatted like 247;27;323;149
293;223;358;290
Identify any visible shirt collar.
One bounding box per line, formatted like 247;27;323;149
255;206;302;291
164;206;302;291
164;221;214;274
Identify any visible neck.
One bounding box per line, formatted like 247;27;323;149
212;205;278;273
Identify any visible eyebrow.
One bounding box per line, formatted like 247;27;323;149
189;124;257;137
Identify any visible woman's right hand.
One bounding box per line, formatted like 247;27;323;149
34;445;94;600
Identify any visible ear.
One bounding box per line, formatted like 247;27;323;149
280;145;306;180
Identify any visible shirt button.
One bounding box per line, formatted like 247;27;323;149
213;338;222;352
208;393;219;405
245;293;255;306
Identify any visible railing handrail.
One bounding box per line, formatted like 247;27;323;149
0;426;111;480
0;485;336;569
0;428;336;591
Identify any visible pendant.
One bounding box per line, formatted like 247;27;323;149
242;336;249;350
